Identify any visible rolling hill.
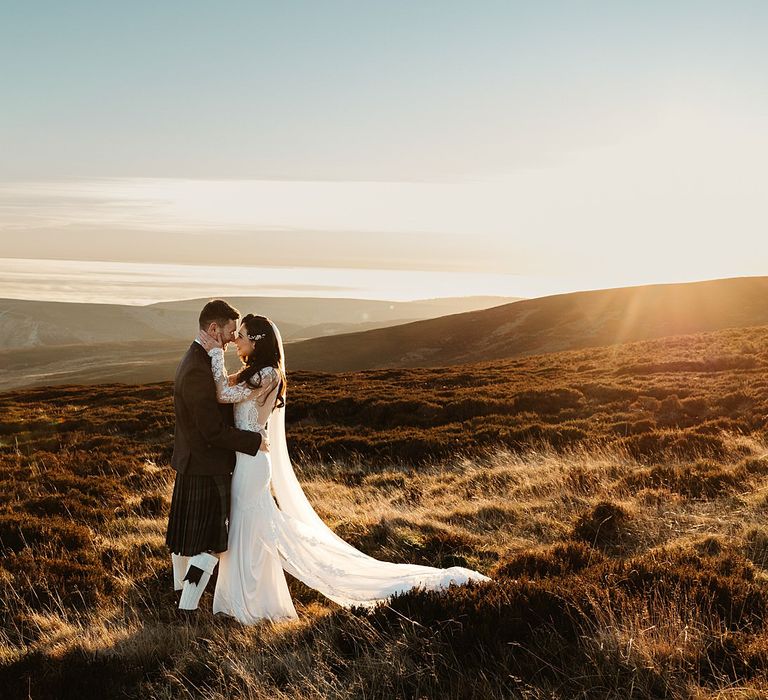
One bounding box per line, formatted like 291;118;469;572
0;295;517;349
0;295;517;390
286;276;768;371
3;276;767;389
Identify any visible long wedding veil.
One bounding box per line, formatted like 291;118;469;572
265;320;491;607
267;321;373;550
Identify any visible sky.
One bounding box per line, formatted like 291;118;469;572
1;1;767;301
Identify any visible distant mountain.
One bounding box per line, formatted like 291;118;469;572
6;277;766;389
0;295;518;350
285;277;768;371
0;295;519;390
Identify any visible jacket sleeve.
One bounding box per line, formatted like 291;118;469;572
181;363;263;456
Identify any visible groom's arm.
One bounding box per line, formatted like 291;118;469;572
182;364;263;456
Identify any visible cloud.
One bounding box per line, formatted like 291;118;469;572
2;105;768;283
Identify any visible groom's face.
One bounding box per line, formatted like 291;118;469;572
211;319;238;348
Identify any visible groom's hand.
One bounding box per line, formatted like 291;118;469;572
257;427;270;452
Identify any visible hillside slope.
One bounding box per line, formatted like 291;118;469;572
4;322;765;462
0;295;517;349
287;276;768;371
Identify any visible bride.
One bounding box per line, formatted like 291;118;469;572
199;314;491;624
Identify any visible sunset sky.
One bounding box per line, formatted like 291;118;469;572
1;1;767;301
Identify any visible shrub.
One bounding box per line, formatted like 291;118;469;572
0;513;92;553
21;493;109;524
514;388;585;414
2;551;114;609
622;431;728;462
601;551;766;631
135;494;166;517
572;501;635;551
493;541;605;580
624;460;740;499
681;396;709;417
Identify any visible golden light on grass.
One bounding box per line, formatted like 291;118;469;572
3;325;768;697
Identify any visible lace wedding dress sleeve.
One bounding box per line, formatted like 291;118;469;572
208;347;279;404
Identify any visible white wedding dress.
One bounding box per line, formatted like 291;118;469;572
210;323;491;624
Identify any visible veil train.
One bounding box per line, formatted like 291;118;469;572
264;322;492;609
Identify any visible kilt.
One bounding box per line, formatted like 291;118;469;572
165;472;232;555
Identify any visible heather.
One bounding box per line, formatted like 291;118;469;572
1;326;768;698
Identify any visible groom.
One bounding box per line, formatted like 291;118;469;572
165;299;268;611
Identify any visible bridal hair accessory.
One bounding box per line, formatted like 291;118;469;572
248;332;266;342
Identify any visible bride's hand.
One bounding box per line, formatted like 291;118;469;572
199;329;223;352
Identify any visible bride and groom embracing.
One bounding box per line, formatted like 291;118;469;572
165;299;491;624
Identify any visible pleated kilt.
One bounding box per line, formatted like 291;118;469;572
165;472;232;555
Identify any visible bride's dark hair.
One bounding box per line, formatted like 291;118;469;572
236;314;286;409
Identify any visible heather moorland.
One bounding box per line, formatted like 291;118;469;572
1;324;768;698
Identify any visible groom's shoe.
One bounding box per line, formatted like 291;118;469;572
171;553;190;592
178;552;219;611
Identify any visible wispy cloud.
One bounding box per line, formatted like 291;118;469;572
0;257;541;305
2;106;768;283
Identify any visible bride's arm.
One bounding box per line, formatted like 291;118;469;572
208;347;258;403
208;348;280;405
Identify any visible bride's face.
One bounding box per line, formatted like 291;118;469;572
234;325;256;362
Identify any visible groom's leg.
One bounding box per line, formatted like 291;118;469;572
171;553;190;592
178;551;219;610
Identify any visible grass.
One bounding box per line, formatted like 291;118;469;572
1;326;768;697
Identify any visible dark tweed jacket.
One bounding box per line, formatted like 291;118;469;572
170;341;262;476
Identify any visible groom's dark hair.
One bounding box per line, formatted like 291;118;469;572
199;299;240;330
